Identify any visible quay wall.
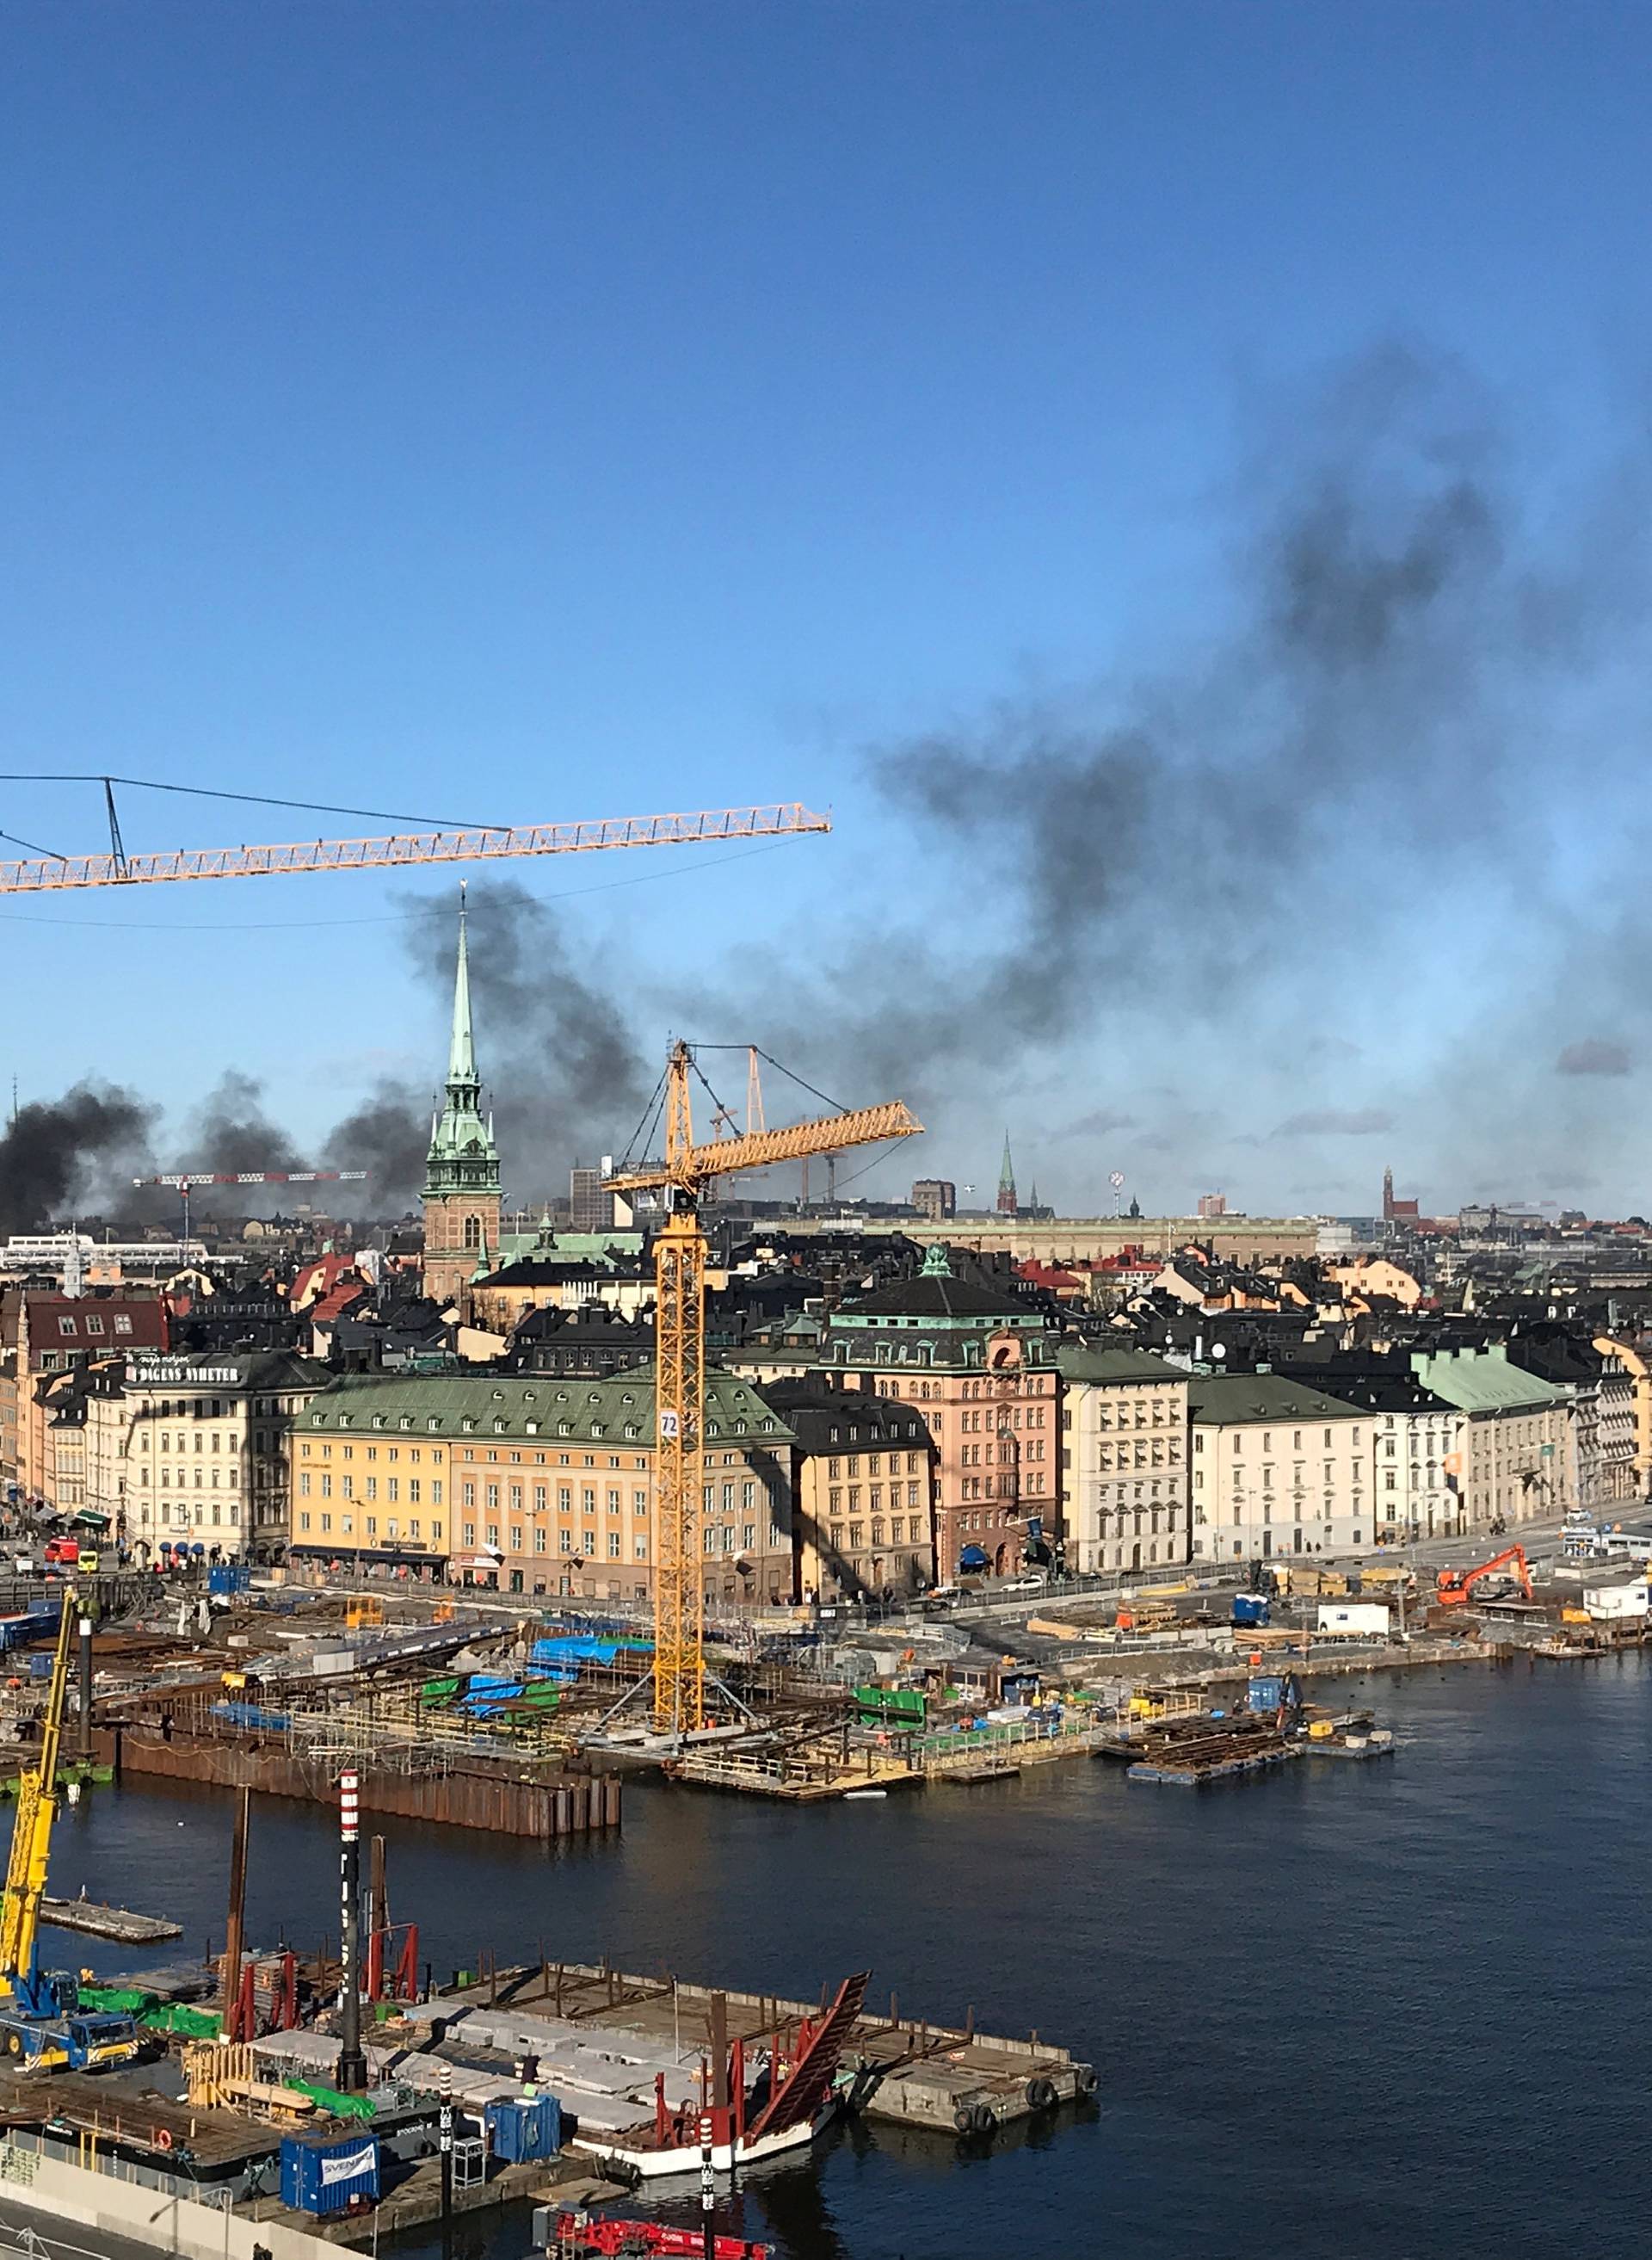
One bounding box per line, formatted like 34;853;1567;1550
0;2140;332;2260
117;1726;621;1839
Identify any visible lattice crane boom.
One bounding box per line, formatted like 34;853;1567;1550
0;1596;77;2002
610;1043;922;1737
606;1098;922;1195
0;804;829;893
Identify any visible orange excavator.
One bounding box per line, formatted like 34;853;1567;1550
1436;1546;1533;1608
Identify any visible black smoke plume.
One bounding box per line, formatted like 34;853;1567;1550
404;880;650;1203
0;1084;155;1235
326;1079;428;1211
184;1072;302;1174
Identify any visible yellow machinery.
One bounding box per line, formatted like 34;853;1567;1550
607;1043;922;1735
0;1598;77;2004
0;1596;139;2065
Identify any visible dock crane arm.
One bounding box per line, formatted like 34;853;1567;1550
0;1596;77;2004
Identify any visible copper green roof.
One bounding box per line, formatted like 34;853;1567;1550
1409;1346;1568;1413
304;1363;792;1447
1187;1373;1365;1425
1057;1343;1187;1385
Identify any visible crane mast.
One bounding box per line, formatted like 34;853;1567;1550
608;1046;922;1735
0;1596;77;2003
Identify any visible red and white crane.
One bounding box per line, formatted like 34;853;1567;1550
133;1169;368;1244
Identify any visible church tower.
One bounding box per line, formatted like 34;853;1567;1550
996;1131;1019;1218
422;889;502;1309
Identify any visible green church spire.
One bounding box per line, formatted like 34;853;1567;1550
425;886;501;1199
447;882;478;1087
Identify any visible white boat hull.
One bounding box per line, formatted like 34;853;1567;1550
571;2103;835;2179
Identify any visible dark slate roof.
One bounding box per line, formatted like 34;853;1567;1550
1274;1362;1455;1415
841;1275;1030;1320
763;1380;933;1456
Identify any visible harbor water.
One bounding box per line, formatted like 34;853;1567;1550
34;1653;1652;2260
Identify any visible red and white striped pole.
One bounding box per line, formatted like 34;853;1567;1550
336;1767;367;2092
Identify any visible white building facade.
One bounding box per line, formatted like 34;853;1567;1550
1188;1374;1371;1560
87;1349;328;1561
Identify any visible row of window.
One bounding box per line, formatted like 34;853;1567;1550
826;1518;928;1551
1195;1428;1358;1453
823;1451;926;1478
302;1474;442;1504
826;1484;923;1513
299;1511;444;1545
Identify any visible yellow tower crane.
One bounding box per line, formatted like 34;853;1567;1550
607;1045;922;1737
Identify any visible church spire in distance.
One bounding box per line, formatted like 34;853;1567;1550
996;1131;1018;1217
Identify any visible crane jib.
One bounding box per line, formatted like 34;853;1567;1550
0;806;831;893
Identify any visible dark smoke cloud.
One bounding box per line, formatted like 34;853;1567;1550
326;1079;428;1211
184;1072;302;1174
1274;1108;1395;1138
1058;1108;1137;1139
0;1084;155;1234
1556;1039;1631;1077
402;880;650;1202
14;344;1646;1224
659;343;1652;1220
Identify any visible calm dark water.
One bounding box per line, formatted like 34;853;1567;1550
32;1654;1652;2259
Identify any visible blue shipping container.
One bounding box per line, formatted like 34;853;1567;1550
208;1565;251;1596
484;2094;563;2163
1232;1595;1269;1627
280;2132;381;2216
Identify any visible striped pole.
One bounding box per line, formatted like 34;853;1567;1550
336;1768;367;2091
439;2059;454;2260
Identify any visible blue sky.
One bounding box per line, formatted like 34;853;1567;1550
3;2;1651;1219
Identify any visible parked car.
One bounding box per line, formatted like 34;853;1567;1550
43;1536;79;1567
1001;1574;1047;1595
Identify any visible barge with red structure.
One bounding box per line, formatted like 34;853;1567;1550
570;1973;868;2178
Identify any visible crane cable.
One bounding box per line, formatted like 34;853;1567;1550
0;772;510;833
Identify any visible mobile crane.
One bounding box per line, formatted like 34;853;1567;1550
0;1596;140;2069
